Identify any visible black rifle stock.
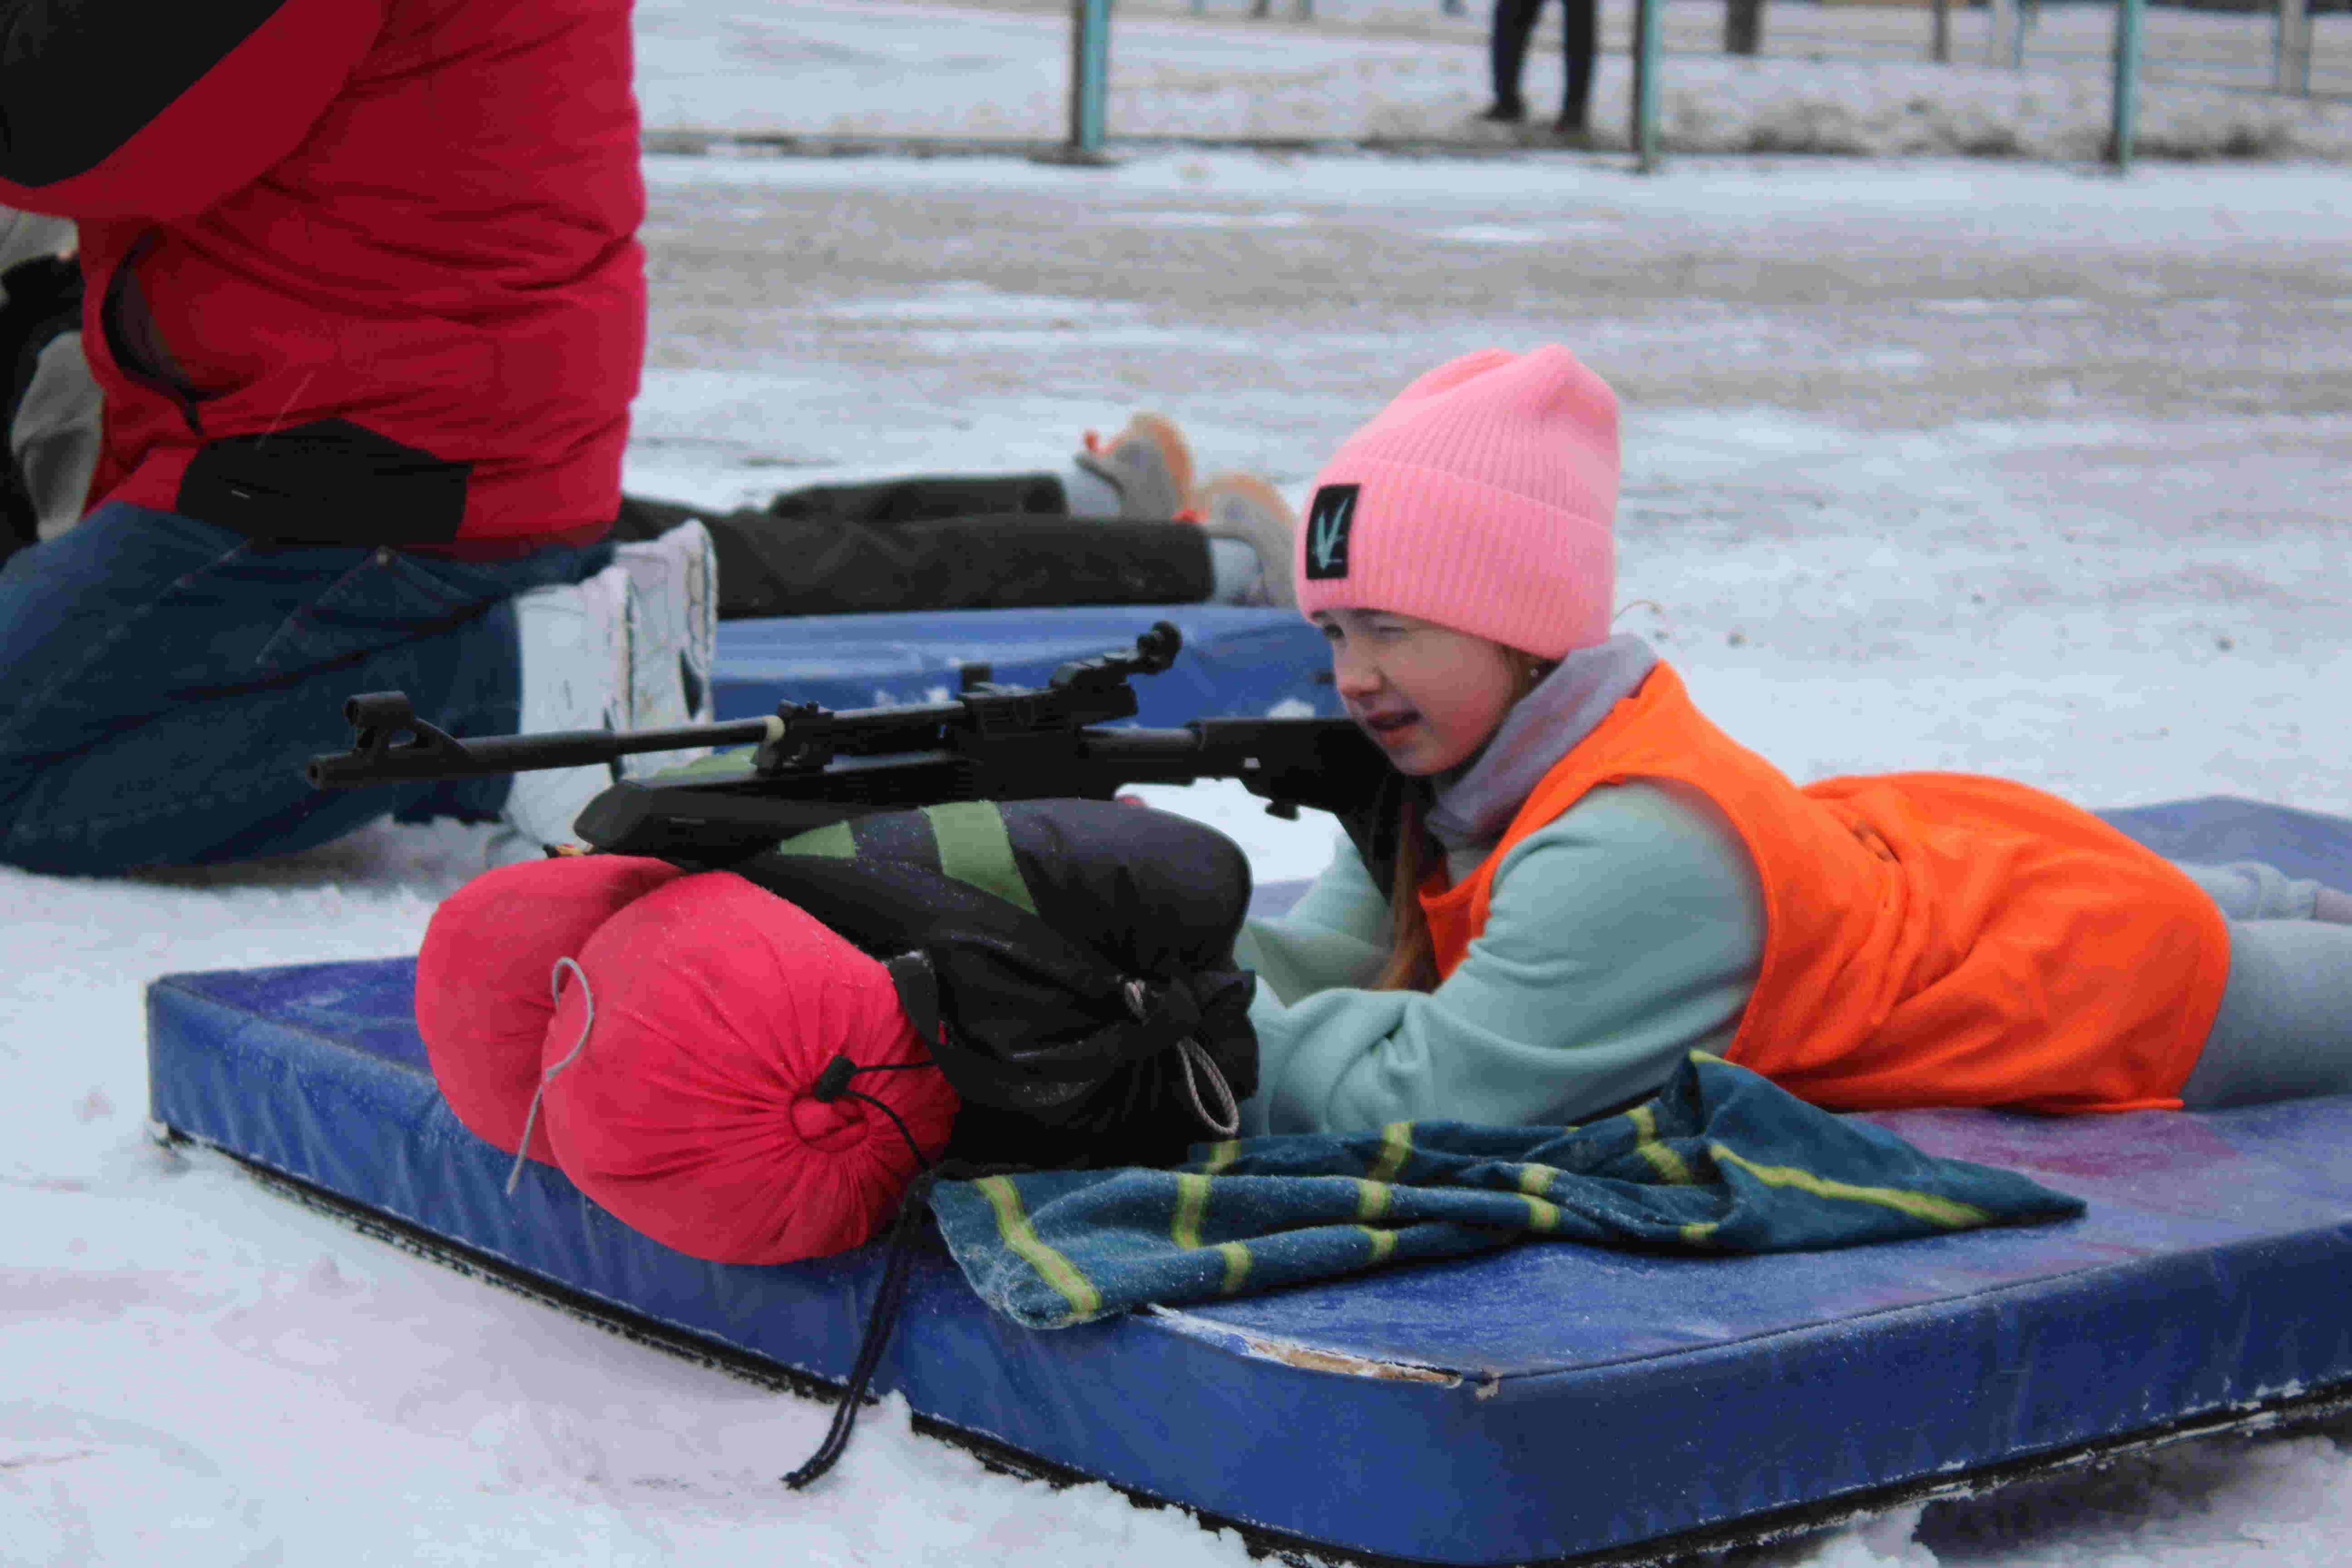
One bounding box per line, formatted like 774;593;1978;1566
306;620;1390;860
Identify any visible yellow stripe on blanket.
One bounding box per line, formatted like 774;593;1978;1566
1173;1171;1211;1250
976;1175;1102;1320
1628;1104;1698;1186
1516;1162;1563;1230
1710;1143;1994;1229
1170;1174;1253;1293
1217;1241;1252;1294
1368;1122;1414;1184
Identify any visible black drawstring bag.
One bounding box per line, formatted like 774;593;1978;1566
723;796;1259;1171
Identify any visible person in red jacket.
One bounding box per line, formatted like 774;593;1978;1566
0;0;722;872
8;0;647;550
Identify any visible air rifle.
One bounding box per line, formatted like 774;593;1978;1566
306;620;1391;862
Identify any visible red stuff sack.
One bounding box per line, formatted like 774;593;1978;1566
415;854;687;1163
537;871;957;1264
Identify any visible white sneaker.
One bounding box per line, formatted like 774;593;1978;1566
612;519;718;779
1074;412;1196;522
1188;473;1298;608
501;564;632;849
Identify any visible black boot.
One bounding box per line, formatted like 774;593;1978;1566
1556;0;1599;143
1487;0;1541;126
1;252;90;558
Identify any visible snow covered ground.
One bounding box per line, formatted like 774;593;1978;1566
637;0;2352;159
9;5;2352;1564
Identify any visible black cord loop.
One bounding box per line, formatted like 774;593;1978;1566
808;1052;941;1172
781;1166;941;1490
779;1051;957;1490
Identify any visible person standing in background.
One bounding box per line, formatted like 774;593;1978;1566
1482;0;1602;140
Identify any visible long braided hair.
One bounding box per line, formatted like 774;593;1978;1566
1369;651;1556;993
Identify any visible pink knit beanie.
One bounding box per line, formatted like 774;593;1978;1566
1294;345;1618;659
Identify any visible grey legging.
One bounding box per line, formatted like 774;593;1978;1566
2176;861;2352;1108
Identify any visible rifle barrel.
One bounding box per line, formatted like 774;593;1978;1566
306;716;779;789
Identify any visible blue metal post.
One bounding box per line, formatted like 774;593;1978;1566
1633;0;1663;173
2109;0;2144;172
2277;0;2312;95
1069;0;1112;158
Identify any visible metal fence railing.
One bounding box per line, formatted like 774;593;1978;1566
1041;0;2345;168
1161;0;2346;93
627;1;2346;174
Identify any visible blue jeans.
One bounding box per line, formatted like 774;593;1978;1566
0;501;608;873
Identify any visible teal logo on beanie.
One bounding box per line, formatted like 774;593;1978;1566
1304;484;1357;580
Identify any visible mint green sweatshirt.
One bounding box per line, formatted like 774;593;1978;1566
1234;636;1769;1137
1236;783;1767;1135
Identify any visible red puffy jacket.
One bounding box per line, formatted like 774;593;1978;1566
0;0;645;553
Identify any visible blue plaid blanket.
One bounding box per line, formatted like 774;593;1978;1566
928;1054;2084;1328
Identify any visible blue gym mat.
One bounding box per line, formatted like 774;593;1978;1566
711;605;1338;725
146;798;2352;1565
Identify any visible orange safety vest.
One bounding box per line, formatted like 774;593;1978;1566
1420;664;2231;1113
